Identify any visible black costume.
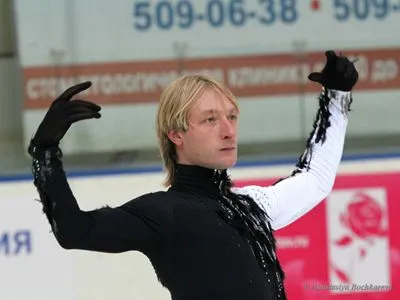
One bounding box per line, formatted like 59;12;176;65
28;86;352;300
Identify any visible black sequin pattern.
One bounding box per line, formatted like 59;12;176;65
28;143;63;232
215;170;287;299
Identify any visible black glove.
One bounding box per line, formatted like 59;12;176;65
308;50;359;91
31;81;101;148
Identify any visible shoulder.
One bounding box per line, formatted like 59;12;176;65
231;185;273;199
119;191;173;214
231;185;275;214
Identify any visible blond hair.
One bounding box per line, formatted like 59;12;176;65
156;73;239;187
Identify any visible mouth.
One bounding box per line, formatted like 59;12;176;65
220;147;236;151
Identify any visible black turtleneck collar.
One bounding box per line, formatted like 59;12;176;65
169;164;225;199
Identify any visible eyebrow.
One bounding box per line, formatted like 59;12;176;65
200;108;239;116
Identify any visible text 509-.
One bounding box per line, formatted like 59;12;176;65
133;0;299;31
334;0;399;21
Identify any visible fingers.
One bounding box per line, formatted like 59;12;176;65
66;99;101;112
68;112;101;124
66;100;101;123
67;103;101;116
351;68;359;84
346;63;359;86
308;72;324;83
57;81;92;102
336;57;348;74
325;50;337;63
337;57;358;83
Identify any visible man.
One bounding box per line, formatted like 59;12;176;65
28;50;358;300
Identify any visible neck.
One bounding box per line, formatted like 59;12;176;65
169;164;228;199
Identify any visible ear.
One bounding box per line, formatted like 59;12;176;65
167;130;184;146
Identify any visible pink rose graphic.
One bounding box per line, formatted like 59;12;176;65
331;192;389;283
340;192;387;239
334;192;387;250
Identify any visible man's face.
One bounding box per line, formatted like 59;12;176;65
169;89;239;170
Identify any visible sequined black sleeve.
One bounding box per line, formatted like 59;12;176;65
28;143;172;254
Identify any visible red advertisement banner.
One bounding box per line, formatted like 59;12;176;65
23;47;400;109
234;172;400;299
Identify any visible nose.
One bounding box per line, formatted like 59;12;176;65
220;117;236;140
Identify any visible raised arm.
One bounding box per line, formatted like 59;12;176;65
28;82;172;254
232;50;359;230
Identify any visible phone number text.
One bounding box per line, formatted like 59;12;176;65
133;0;299;31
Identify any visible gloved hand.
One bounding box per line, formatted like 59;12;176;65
308;50;359;91
31;81;101;148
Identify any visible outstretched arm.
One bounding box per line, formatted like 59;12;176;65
28;82;172;253
29;143;172;253
233;89;350;230
232;51;358;230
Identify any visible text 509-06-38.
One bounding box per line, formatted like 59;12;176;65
132;0;299;31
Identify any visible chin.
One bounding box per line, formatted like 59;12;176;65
218;158;237;170
227;160;237;169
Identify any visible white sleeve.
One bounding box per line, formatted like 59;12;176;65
232;89;351;230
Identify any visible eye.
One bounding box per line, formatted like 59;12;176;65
229;114;238;121
206;116;216;123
